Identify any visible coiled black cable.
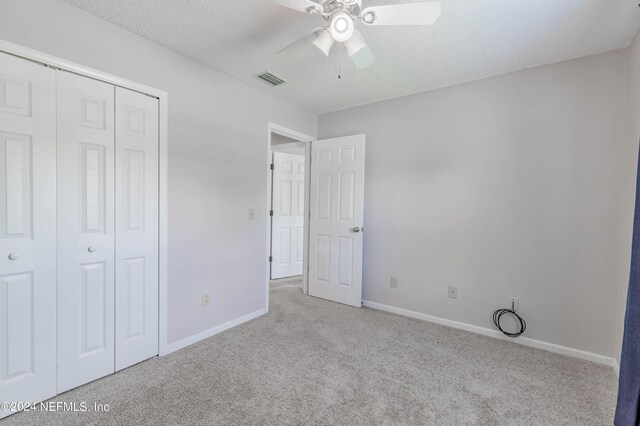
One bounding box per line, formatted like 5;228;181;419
492;307;526;338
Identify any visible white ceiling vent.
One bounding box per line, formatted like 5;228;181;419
254;71;286;87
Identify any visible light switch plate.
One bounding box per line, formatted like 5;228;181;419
249;208;256;220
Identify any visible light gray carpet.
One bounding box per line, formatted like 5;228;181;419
270;276;304;290
4;282;617;425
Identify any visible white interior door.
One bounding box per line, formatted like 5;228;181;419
308;135;365;307
115;87;159;370
57;71;116;392
0;52;57;418
271;152;305;279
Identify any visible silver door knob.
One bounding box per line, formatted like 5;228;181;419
8;252;19;261
87;245;97;253
352;227;361;233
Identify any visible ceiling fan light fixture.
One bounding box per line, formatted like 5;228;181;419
271;0;439;71
344;30;366;57
312;29;335;57
329;12;355;42
345;30;375;69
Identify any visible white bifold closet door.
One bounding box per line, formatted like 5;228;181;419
57;71;116;392
0;52;57;417
57;73;159;392
114;87;159;371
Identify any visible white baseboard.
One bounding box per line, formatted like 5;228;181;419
362;300;617;370
612;358;620;376
160;308;267;356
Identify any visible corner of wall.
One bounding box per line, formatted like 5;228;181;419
613;26;640;365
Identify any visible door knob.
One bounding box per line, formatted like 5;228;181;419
87;245;97;253
8;252;19;261
352;227;361;233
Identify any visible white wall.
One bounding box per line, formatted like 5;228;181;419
2;0;636;361
613;32;640;365
319;50;631;358
0;0;317;346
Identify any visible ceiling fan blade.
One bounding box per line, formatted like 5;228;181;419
360;2;441;26
345;30;375;69
350;45;375;69
270;0;323;14
276;27;324;57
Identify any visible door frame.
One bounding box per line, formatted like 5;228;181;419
0;39;171;356
266;123;315;311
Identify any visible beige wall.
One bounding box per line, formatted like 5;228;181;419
319;48;632;358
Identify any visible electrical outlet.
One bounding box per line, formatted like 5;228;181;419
510;297;519;312
248;208;256;220
390;276;399;288
448;286;458;299
202;292;211;307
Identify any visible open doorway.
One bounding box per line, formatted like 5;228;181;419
265;125;366;310
266;124;314;309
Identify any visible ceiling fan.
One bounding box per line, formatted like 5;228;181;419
272;0;441;70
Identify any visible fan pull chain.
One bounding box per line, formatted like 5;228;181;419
337;44;342;79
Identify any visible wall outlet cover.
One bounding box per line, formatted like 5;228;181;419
202;292;211;307
390;276;399;288
510;297;519;311
448;286;458;299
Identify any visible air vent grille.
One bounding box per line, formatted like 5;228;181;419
254;71;286;87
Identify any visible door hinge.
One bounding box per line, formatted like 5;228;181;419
270;163;274;170
269;256;273;262
270;210;273;216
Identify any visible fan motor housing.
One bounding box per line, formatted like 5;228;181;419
320;0;362;19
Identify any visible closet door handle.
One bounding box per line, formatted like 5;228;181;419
87;245;97;253
8;252;19;261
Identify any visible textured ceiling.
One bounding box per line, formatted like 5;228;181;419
63;0;640;114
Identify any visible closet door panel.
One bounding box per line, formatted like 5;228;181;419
57;71;115;393
115;87;158;370
0;53;56;419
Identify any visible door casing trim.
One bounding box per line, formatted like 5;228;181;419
266;123;315;311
